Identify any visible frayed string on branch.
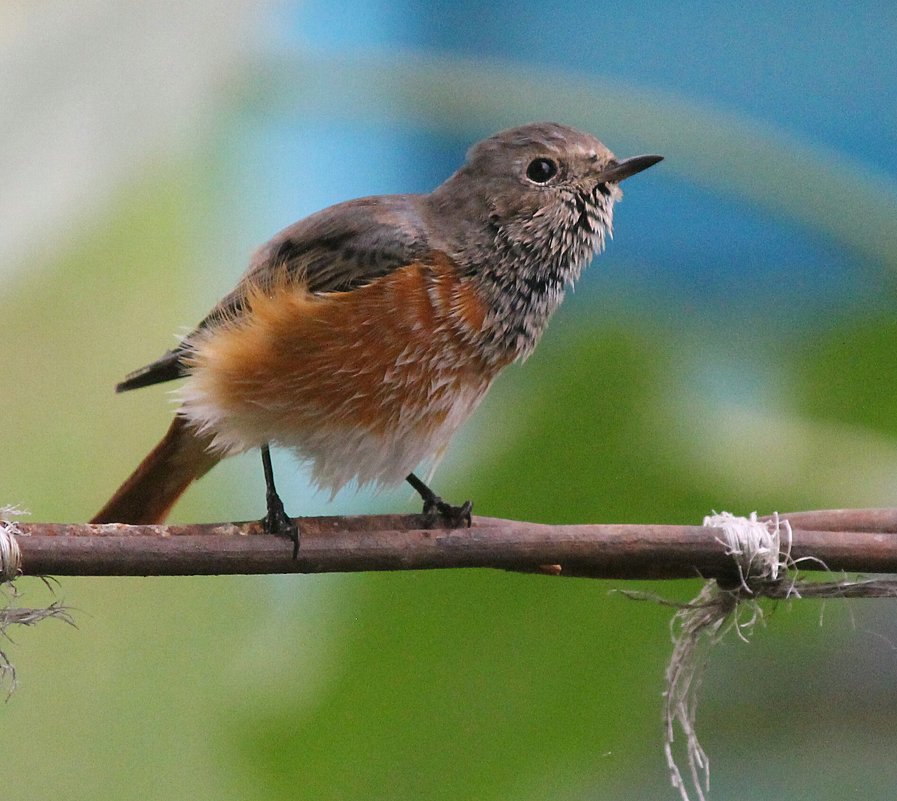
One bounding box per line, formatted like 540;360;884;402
623;511;897;801
0;509;74;696
0;513;23;584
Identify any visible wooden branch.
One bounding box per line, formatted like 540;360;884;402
7;508;897;579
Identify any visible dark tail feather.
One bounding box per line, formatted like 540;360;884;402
115;349;187;393
91;416;220;525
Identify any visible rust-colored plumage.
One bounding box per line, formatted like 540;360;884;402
92;416;218;525
179;254;507;492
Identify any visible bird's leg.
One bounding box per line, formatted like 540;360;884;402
406;472;472;527
261;444;299;558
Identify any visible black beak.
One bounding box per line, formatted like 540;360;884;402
596;154;663;183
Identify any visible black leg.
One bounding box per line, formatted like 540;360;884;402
406;472;472;527
261;444;299;558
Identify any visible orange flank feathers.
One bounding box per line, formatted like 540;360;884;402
178;255;507;493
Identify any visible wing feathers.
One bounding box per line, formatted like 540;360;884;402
111;194;434;392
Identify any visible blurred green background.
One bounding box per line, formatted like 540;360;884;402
3;2;897;799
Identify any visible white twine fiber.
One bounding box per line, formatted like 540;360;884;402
704;510;792;589
0;507;75;697
664;511;791;801
0;517;23;584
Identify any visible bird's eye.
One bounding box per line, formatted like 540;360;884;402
526;158;558;184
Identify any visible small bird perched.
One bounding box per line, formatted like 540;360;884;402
92;122;661;554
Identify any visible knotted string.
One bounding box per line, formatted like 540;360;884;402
659;511;897;801
0;516;23;584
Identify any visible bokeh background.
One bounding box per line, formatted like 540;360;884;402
3;2;897;799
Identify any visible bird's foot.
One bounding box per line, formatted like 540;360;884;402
422;496;473;528
406;472;473;528
263;491;300;559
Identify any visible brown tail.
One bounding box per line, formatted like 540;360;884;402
91;416;221;524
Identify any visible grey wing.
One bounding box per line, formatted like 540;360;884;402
209;194;432;322
116;194;432;393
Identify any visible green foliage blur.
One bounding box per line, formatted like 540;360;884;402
4;46;897;801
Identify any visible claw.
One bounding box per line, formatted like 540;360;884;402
407;472;472;529
424;497;473;528
263;489;299;558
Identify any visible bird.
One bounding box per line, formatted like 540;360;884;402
91;122;662;555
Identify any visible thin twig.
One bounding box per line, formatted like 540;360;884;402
7;508;897;578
